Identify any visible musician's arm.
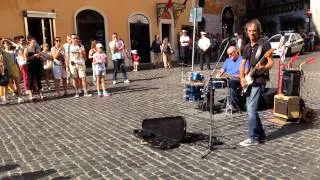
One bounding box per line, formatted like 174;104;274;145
263;56;273;70
239;58;248;87
239;58;247;79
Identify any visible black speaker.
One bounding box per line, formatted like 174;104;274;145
142;116;186;142
282;69;301;96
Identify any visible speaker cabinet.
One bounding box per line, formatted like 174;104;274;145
273;94;300;119
282;69;301;96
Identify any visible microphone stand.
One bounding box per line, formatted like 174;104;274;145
201;36;233;159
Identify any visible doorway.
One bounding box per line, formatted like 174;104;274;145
76;10;105;51
129;14;151;63
222;6;234;37
162;24;171;42
27;18;54;46
130;23;150;63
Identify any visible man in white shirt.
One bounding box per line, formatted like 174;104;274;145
198;31;211;70
65;34;91;97
179;30;190;66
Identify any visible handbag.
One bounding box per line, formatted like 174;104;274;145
0;68;9;86
44;59;53;70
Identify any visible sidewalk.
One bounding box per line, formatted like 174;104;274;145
0;63;319;179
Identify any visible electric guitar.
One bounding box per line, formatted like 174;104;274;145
242;48;274;94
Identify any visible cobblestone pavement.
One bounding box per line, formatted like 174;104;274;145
0;52;320;179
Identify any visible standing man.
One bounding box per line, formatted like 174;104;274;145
198;31;211;70
239;19;273;146
151;34;161;68
65;34;91;97
179;30;190;66
109;33;130;85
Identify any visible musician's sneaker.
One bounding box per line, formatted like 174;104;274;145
239;138;258;147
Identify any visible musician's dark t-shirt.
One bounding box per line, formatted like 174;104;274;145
243;38;271;84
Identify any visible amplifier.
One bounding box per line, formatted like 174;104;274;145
273;94;300;119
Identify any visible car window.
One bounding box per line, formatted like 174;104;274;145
269;35;281;42
290;35;296;43
284;35;290;43
295;33;302;40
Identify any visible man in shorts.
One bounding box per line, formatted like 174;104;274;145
65;34;91;97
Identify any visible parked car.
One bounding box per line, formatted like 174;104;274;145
268;32;305;56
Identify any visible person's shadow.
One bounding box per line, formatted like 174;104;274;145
266;109;320;141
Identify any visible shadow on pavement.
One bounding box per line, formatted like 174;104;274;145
1;169;71;180
108;86;159;94
266;119;319;141
0;164;19;173
129;76;167;83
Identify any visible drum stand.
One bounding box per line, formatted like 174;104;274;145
223;80;242;116
201;38;235;159
201;75;223;159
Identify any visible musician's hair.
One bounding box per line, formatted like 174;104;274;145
245;19;263;34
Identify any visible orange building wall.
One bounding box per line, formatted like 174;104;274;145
0;0;194;49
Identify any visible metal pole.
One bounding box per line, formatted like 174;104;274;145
191;0;197;71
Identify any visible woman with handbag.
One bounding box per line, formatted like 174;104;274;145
160;37;173;69
24;38;45;100
40;43;54;90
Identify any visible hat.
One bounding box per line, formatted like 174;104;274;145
200;31;207;35
96;43;103;48
131;50;138;54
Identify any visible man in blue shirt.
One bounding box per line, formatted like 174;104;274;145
216;46;249;109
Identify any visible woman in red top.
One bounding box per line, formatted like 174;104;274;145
131;50;140;71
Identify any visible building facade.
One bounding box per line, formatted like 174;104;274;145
0;0;246;64
200;0;247;37
246;0;312;34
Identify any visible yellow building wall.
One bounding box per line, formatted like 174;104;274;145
0;0;194;49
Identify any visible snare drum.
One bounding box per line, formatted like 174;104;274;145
209;78;227;89
190;72;204;81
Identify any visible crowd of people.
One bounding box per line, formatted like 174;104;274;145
0;32;136;104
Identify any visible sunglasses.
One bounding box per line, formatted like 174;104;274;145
228;51;236;56
55;40;61;42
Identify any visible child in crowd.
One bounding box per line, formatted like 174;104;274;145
92;43;111;97
131;50;140;71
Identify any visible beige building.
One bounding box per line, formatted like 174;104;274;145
0;0;246;64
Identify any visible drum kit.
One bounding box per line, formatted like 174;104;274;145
183;71;228;103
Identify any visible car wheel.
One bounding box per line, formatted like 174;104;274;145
286;47;291;57
300;46;305;54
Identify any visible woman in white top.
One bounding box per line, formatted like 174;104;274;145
161;37;173;69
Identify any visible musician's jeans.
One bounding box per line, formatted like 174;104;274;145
246;84;266;141
228;79;240;107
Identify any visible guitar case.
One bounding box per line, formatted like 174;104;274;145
133;116;187;150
